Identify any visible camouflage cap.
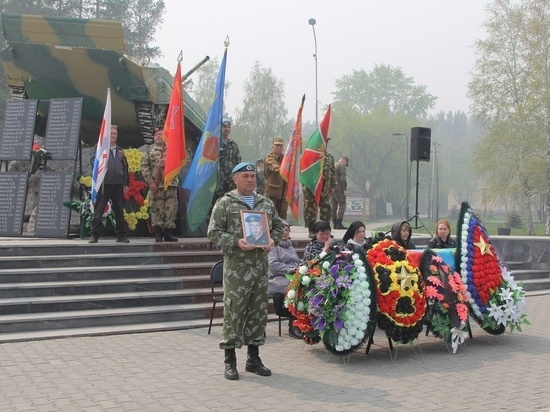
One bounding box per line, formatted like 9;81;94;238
272;136;284;145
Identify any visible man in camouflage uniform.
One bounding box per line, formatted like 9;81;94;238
255;159;265;194
213;117;241;204
303;150;336;235
331;155;349;229
208;162;284;381
263;136;288;219
141;125;179;242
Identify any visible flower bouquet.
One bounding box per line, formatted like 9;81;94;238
284;251;377;355
456;202;529;335
420;249;469;353
366;239;427;344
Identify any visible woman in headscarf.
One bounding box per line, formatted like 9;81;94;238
343;220;367;256
390;221;416;249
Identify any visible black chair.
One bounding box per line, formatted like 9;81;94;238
271;293;289;337
208;260;224;334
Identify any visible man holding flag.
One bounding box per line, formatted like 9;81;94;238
300;106;336;236
89;124;130;243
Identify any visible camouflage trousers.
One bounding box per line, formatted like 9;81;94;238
149;186;178;229
219;256;269;349
331;191;346;221
303;188;332;230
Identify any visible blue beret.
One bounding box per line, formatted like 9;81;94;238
232;162;256;174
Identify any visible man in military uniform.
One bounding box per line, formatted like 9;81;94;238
208;162;284;381
303;150;336;236
213;116;241;204
331;155;349;229
245;214;269;246
141;125;179;242
255;159;265;194
263;136;288;219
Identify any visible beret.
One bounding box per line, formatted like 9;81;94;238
231;162;256;174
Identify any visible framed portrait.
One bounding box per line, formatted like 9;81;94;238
240;210;271;247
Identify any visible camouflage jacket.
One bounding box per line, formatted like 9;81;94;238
263;151;285;199
322;152;336;196
334;162;347;193
207;190;284;258
218;139;241;195
141;144;178;187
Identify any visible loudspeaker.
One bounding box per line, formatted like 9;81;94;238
410;127;431;162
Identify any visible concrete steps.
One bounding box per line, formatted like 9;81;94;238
0;238;547;343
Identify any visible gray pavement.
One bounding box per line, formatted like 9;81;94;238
0;295;548;411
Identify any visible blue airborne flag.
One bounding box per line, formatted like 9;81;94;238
182;49;227;231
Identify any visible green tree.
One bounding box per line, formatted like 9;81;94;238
468;0;550;234
234;61;289;162
333;64;437;119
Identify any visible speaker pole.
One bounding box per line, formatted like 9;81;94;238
415;159;420;229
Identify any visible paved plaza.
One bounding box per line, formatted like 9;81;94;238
0;294;547;411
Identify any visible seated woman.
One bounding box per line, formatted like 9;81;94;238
427;219;457;249
343;221;367;256
390;221;416;249
268;221;302;339
301;220;333;263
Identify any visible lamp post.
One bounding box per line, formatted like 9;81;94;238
308;18;318;126
392;133;410;219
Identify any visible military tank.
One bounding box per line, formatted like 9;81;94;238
0;12;206;148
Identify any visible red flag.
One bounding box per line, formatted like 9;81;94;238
163;61;186;189
300;105;331;204
280;95;305;220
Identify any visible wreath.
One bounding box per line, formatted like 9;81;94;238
456;202;529;335
284;250;377;355
420;249;469;353
366;239;426;344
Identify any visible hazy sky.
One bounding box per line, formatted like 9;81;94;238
154;0;491;123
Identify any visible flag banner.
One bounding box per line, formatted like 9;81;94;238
300;104;332;204
182;49;227;231
281;94;305;220
91;88;111;204
163;61;186;189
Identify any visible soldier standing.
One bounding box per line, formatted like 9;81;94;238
303;150;336;236
331;155;349;229
141;125;179;242
255;159;265;194
208;162;284;381
213;117;241;204
263;136;288;219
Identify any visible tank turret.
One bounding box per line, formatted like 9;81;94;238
0;13;205;148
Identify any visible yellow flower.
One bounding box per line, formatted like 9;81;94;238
125;148;143;173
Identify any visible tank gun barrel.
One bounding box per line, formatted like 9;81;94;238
182;56;210;81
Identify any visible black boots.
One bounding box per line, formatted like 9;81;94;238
163;231;178;242
155;227;163;242
334;219;345;229
224;349;239;380
155;227;178;242
245;345;271;376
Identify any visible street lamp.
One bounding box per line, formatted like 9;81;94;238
392;133;410;219
308;18;318;125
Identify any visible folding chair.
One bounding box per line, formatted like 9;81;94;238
208;260;224;334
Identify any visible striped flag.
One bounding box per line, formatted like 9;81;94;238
163;61;186;189
300;105;331;204
280;95;305;220
182;49;227;231
91;88;111;204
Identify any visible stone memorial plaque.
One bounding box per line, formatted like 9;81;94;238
0;172;28;235
0;100;38;161
44;98;83;160
34;171;74;238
